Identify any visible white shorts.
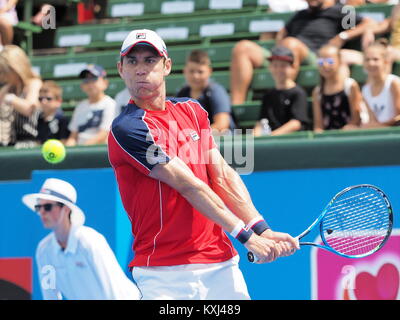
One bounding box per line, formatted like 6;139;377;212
132;255;250;300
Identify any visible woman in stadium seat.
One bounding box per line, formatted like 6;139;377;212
0;45;42;147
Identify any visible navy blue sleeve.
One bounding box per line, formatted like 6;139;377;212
110;115;170;174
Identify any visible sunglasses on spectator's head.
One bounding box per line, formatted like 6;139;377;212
317;58;335;66
34;203;64;212
39;96;54;102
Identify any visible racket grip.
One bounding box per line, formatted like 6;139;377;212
247;251;259;263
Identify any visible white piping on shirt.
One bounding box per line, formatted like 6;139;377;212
146;180;163;266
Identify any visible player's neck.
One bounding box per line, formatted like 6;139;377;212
136;95;166;111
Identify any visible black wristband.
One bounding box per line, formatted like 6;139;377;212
251;220;270;235
236;228;254;244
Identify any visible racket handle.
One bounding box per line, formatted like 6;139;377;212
247;251;259;263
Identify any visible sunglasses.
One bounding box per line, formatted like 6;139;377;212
82;77;99;84
317;58;335;66
34;202;64;212
39;96;55;102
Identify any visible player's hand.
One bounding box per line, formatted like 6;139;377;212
260;229;300;257
244;233;282;264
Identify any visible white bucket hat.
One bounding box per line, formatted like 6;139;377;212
120;29;168;58
22;178;85;226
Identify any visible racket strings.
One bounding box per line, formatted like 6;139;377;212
326;203;388;232
321;190;390;256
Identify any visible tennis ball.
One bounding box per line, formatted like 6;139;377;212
41;139;66;164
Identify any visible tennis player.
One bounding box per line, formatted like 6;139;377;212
22;178;141;300
108;29;299;300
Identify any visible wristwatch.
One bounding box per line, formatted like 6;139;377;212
339;31;349;41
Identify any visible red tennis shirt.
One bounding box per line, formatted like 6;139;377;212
108;97;237;267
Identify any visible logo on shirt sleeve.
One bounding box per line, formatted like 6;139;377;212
189;131;200;141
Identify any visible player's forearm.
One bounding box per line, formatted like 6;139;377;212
179;179;242;233
150;157;242;234
208;161;262;225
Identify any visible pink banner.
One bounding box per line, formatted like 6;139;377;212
311;229;400;300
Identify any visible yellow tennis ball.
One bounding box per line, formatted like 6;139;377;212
41;139;66;164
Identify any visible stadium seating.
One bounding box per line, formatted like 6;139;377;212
106;0;267;20
24;2;398;130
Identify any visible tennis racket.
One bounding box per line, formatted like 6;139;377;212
248;184;393;263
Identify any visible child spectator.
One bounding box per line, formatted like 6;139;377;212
253;46;310;137
361;40;400;127
176;49;236;134
66;64;116;146
0;0;18;47
312;44;363;132
36;81;70;144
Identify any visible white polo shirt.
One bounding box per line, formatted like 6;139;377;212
68;95;116;145
35;224;141;300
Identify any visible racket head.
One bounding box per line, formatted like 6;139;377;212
319;184;393;258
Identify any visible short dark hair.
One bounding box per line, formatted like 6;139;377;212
186;50;211;66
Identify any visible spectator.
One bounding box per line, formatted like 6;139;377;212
360;3;400;67
229;0;372;105
361;40;400;127
177;49;236;134
0;45;42;148
65;64;116;146
36;81;70;144
253;47;311;136
312;44;363;132
0;0;18;47
114;87;130;116
259;0;309;41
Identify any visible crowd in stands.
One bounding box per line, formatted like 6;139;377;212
0;0;400;149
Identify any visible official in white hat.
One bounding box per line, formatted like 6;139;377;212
23;178;85;227
22;178;141;300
